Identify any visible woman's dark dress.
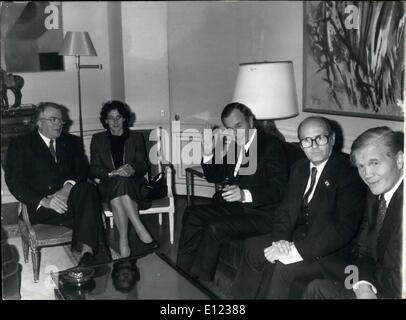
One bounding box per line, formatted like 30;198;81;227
91;129;151;210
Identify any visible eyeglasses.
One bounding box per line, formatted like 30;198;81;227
106;115;123;121
300;134;331;148
40;117;65;125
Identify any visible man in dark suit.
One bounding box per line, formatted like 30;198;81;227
231;116;366;298
176;102;289;281
304;127;403;299
5;102;110;266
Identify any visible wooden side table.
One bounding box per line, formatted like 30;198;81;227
185;166;221;206
185;166;205;206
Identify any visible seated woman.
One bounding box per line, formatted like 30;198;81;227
90;100;157;257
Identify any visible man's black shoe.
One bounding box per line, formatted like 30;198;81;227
78;252;96;267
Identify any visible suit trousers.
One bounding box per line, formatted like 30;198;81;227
231;233;325;299
176;201;273;281
27;182;109;259
231;233;275;299
265;260;325;299
303;279;356;299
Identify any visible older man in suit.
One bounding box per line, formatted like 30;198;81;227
176;102;290;281
304;127;403;299
231;116;367;298
5;102;110;266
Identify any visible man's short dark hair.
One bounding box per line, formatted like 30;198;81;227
350;126;404;164
99;100;132;129
297;116;333;139
35;102;65;123
221;102;255;123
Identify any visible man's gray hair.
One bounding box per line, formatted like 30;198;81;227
350;126;404;164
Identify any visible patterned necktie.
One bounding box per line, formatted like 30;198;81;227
376;195;387;235
303;167;318;206
49;139;57;162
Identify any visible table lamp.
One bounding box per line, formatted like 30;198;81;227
232;61;299;140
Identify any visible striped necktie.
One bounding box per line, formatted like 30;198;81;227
303;167;318;206
376;195;387;235
49;139;57;162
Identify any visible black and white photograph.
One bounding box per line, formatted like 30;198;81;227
1;1;404;306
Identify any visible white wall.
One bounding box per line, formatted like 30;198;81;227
167;2;240;126
107;1;125;101
121;1;170;125
16;2;112;134
166;1;404;151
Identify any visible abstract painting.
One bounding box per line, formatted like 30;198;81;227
303;1;405;121
0;1;64;72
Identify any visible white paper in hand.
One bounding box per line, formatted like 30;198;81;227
278;244;303;265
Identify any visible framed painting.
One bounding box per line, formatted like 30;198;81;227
0;1;64;72
303;1;405;121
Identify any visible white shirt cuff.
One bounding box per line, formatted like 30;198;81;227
64;180;76;187
202;154;214;163
352;280;378;294
242;189;252;203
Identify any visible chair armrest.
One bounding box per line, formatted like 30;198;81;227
18;202;37;240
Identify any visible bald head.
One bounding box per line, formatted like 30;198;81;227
297;116;333;139
298;116;335;165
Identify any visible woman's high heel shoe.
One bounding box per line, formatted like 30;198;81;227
142;239;159;251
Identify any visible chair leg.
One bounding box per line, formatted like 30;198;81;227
169;211;174;244
21;238;29;263
31;248;40;283
158;213;162;226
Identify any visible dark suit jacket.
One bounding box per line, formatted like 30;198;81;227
5;130;89;215
90;130;149;181
353;183;403;298
271;152;367;274
202;129;289;211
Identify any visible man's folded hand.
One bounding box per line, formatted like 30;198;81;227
40;195;68;214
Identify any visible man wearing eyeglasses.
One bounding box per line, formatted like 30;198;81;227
304;127;403;299
5;102;110;267
231;116;366;299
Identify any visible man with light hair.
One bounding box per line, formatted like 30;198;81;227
305;126;403;299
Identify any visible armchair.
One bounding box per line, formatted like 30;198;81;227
18;202;72;282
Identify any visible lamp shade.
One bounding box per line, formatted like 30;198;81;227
59;31;97;56
232;61;299;119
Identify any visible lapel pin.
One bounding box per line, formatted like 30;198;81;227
325;181;330;187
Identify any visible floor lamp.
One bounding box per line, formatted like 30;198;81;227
232;61;299;140
59;31;102;143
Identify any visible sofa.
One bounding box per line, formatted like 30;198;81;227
212;141;306;298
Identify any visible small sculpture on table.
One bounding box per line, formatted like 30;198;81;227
1;67;24;110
